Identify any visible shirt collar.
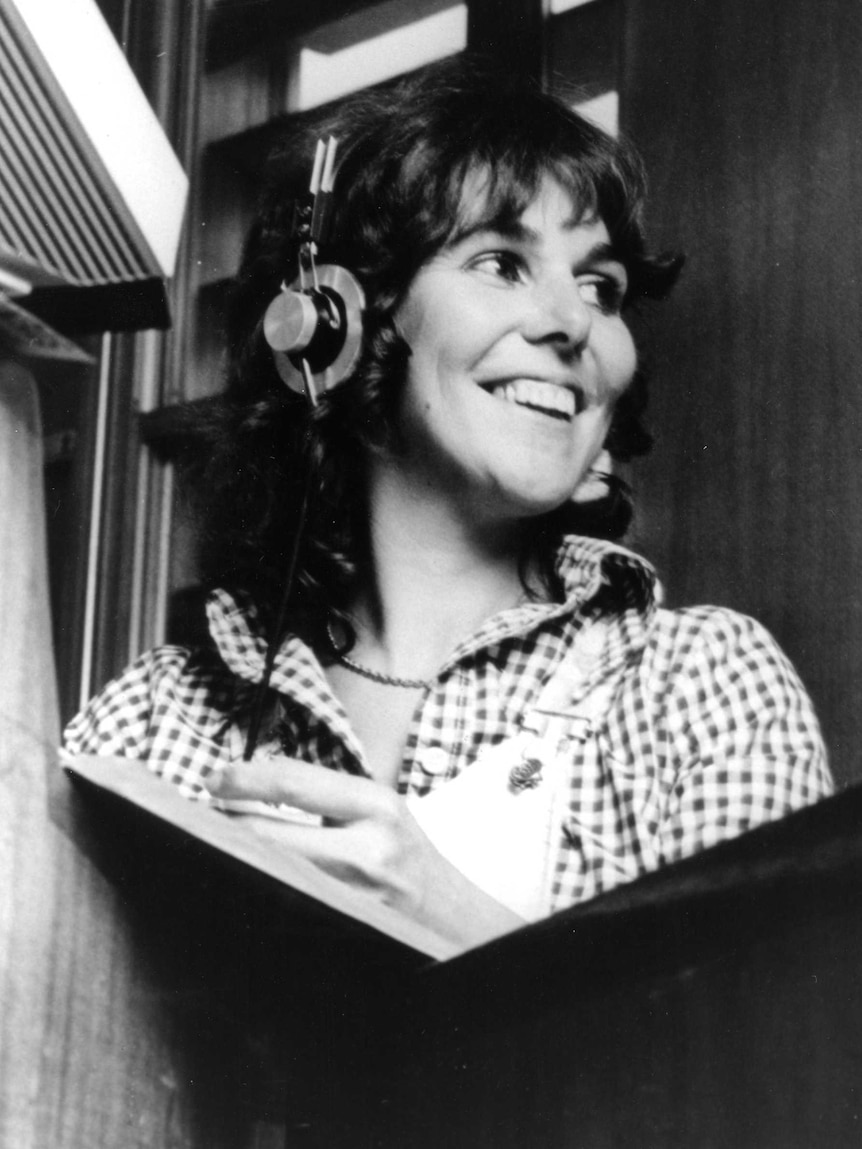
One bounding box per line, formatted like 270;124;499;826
436;535;660;673
206;587;270;685
205;535;661;683
206;587;367;766
554;534;660;613
205;587;332;695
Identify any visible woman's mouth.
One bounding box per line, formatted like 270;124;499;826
485;379;583;421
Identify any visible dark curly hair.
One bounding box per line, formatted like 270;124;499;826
193;57;683;638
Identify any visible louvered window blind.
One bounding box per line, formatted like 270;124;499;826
0;0;187;290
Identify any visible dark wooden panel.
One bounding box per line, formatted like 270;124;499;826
48;735;862;1148
395;904;862;1147
22;279;172;333
620;0;862;783
205;0;424;73
259;782;862;1147
372;785;862;1147
468;0;545;80
205;0;347;71
547;0;620;100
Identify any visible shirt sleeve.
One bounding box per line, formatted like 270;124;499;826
658;607;833;865
62;644;245;799
63;646;198;761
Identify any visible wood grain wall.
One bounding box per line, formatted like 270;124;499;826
621;0;862;784
2;370;294;1148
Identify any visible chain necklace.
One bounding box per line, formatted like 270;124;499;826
325;621;433;690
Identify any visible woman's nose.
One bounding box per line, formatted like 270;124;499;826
522;276;592;351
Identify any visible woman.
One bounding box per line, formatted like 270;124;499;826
65;60;832;950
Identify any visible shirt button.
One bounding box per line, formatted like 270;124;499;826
417;746;449;775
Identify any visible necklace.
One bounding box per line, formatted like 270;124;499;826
325;621;433;690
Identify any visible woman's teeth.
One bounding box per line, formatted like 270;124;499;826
492;379;578;420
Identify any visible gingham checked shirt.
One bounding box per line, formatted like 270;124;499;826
64;535;832;912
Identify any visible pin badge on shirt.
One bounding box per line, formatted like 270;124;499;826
509;756;544;792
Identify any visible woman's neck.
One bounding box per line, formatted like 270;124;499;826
347;468;536;680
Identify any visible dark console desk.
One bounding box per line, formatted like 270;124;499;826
57;771;862;1149
393;783;862;1148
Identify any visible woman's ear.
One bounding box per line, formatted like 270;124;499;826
571;448;613;504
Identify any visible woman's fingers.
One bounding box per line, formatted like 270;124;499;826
205;756;523;946
207;760;417;897
205;757;399;824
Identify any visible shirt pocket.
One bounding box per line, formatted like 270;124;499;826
557;729;662;906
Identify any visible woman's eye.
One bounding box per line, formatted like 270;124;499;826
471;251;525;283
578;275;627;314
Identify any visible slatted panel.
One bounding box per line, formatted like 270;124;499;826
0;4;147;286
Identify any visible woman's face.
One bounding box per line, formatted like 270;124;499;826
392;176;637;524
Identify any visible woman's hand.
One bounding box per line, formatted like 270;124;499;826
205;758;524;950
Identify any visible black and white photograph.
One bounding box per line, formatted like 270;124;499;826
1;0;861;1145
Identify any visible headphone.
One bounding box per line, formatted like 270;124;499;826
245;138;368;761
262;136;365;405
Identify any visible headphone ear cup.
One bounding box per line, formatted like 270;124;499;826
263;265;366;396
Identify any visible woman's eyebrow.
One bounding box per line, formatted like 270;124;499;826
577;240;627;268
447;219;534;247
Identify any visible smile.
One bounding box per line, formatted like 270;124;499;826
485;379;583;422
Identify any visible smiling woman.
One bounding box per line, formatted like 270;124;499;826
64;58;832;951
392;183;637;521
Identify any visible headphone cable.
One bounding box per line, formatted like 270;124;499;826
243;460;314;762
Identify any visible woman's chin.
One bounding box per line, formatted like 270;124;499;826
479;477;580;524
